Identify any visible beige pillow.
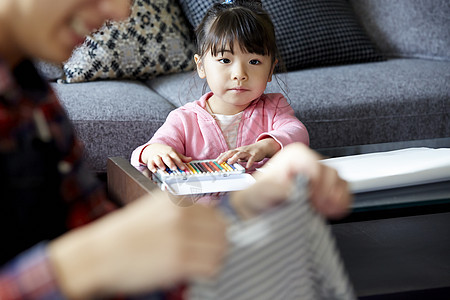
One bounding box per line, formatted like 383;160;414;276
63;0;195;83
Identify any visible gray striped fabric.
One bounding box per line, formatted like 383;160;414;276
189;176;355;300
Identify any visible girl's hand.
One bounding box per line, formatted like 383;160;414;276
230;143;352;220
216;138;281;169
141;143;192;172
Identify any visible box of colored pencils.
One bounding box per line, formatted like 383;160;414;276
152;159;255;195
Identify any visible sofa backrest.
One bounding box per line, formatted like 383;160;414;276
350;0;450;61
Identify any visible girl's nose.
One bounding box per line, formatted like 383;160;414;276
231;64;248;81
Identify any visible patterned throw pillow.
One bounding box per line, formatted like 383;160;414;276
178;0;384;71
63;0;196;83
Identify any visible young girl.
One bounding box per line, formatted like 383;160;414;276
131;0;309;173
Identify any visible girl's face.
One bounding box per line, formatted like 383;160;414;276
1;0;130;65
195;41;277;115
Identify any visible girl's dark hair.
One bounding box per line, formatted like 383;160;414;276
195;0;279;64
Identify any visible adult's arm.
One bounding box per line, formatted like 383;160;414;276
48;192;227;299
0;243;63;299
1;191;228;300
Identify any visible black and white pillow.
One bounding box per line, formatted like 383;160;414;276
178;0;384;71
63;0;196;83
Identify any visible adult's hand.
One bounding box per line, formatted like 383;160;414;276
230;143;352;220
49;191;228;298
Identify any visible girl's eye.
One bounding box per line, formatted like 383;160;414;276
219;58;231;64
249;59;261;65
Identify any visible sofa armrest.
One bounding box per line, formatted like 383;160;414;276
107;157;159;206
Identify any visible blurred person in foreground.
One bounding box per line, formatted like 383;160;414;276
0;0;351;299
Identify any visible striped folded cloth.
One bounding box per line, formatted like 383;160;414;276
188;175;355;300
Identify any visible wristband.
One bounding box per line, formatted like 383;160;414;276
218;193;240;222
138;144;151;165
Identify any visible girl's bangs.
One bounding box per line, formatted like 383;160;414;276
204;11;273;58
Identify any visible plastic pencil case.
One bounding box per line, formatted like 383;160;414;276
152;159;254;195
154;159;246;181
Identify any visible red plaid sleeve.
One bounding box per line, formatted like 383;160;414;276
0;243;63;300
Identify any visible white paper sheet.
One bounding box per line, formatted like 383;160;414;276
321;148;450;193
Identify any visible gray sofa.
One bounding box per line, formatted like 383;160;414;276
44;0;449;173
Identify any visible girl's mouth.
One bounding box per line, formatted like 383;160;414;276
230;87;249;92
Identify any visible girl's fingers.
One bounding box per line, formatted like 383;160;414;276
150;152;190;172
229;151;251;165
246;156;256;169
147;162;157;173
216;153;225;163
225;154;239;165
216;151;234;164
178;153;193;163
170;154;187;171
153;155;167;172
161;154;177;171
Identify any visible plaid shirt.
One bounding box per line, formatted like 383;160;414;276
0;243;62;299
0;58;116;299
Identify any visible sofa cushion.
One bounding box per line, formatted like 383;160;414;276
276;59;450;149
63;0;195;83
148;59;450;149
350;0;450;61
178;0;384;70
147;71;209;107
52;80;175;172
34;60;64;81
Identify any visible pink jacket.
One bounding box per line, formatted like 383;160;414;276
131;92;309;170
